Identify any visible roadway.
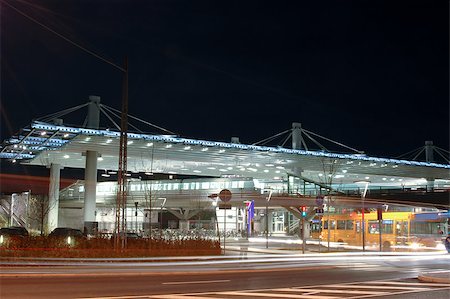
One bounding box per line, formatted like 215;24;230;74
1;252;449;298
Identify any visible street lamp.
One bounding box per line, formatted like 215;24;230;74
157;198;166;239
261;188;273;249
355;180;370;252
134;201;139;233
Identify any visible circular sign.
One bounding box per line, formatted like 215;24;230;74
219;189;232;202
315;195;324;206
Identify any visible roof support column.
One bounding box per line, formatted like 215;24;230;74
83;96;100;233
83;150;98;232
425;141;434;192
292;122;303;150
48;163;61;232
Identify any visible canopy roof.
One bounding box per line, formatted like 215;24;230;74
1;121;449;188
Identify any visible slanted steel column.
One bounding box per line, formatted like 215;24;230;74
48;163;61;232
292;122;303;150
424;141;435;192
83;95;100;233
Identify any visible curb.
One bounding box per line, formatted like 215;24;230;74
418;272;450;284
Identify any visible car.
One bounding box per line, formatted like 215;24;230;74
49;227;85;238
0;226;29;237
49;227;86;246
0;226;29;245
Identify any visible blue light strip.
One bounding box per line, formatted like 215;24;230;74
24;122;449;169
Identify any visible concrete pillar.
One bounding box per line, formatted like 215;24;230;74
83;95;100;234
292;122;303;150
425;141;434;163
425;141;434;191
48;163;61;232
231;137;240;143
179;220;189;230
87;95;100;129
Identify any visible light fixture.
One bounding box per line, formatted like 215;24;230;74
40;131;46;136
183;146;191;150
201;147;208;151
127;140;133;145
146;142;153;147
63;133;69;138
165;144;172;148
97;157;103;161
63;154;70;159
106;139;113;143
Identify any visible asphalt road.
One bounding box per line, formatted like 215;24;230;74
1;254;449;298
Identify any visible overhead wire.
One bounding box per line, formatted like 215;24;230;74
1;0;125;73
100;105;143;133
101;104;176;135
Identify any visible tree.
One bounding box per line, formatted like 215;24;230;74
27;195;56;235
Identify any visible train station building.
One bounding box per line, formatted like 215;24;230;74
1;96;449;250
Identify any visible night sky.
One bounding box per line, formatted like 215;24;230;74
1;0;449;172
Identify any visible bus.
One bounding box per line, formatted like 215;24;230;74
312;210;448;251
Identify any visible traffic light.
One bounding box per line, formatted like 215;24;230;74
300;206;307;217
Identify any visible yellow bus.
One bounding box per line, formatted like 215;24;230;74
312;210;447;250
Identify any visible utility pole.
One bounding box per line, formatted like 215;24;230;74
115;57;129;250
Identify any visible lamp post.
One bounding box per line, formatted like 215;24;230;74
158;198;166;239
262;188;273;249
134;201;139;233
355;181;370;252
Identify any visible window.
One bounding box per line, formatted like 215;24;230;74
323;220;335;230
337;220;346;230
368;221;379;234
382;220;393;234
346;220;354;230
368;220;393;234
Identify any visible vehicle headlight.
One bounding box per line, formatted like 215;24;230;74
410;242;420;250
67;236;72;245
436;243;446;250
0;235;3;244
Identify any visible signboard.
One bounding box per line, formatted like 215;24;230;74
219;189;232;202
218;202;232;209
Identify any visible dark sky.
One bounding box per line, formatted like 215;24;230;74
1;0;449;165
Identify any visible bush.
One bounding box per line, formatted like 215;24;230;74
0;235;221;258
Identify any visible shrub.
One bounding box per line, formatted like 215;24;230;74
0;235;221;258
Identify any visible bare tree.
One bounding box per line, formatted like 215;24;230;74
27;195;57;235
